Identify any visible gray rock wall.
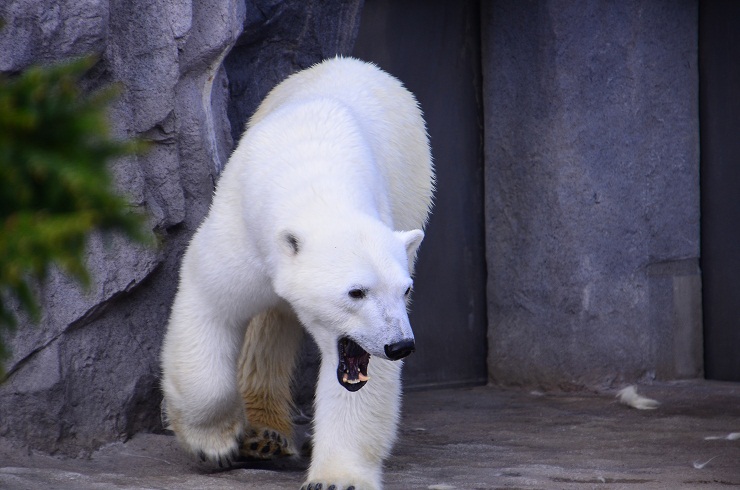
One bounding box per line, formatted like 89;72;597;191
225;0;364;142
0;0;361;456
482;0;701;389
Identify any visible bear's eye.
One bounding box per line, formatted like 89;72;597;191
404;286;412;296
348;288;366;300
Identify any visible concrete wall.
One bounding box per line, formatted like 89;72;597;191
482;0;701;390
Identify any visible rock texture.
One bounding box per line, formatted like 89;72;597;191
224;0;364;142
0;0;362;455
482;0;701;389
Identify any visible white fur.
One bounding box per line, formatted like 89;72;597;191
161;57;434;489
704;432;740;441
616;386;660;410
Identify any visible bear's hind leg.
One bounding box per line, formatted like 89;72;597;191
238;307;303;459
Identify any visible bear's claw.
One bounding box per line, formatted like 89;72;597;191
217;454;234;468
301;484;355;490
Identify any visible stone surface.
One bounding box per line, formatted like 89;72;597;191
224;0;364;143
0;0;109;72
1;381;739;489
482;0;700;389
0;0;362;456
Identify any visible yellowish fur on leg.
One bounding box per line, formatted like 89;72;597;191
238;308;303;458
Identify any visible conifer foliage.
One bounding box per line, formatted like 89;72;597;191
0;57;150;378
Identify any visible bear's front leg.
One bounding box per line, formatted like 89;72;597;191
161;296;247;464
303;342;403;490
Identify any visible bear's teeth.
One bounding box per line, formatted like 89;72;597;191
342;373;366;384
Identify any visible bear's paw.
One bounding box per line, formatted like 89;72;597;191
240;427;295;459
167;407;244;466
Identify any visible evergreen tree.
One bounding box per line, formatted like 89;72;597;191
0;57;151;379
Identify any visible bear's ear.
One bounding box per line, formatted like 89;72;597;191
279;231;301;256
396;229;425;263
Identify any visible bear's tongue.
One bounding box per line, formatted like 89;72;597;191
337;337;370;392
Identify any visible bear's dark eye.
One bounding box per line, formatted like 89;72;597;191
404;286;412;296
348;288;366;299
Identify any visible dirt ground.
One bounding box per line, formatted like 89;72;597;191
1;380;739;489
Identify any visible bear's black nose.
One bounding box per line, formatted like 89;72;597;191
384;339;416;361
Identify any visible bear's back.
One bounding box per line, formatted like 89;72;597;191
248;57;434;233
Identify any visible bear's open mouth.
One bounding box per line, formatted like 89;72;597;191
337;337;370;392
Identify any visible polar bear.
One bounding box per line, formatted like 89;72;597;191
161;57;434;490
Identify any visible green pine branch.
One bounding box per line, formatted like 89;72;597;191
0;56;152;379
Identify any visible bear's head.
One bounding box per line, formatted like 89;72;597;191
272;215;424;392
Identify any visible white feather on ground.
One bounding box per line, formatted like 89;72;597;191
693;456;717;469
704;432;740;441
616;385;660;410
